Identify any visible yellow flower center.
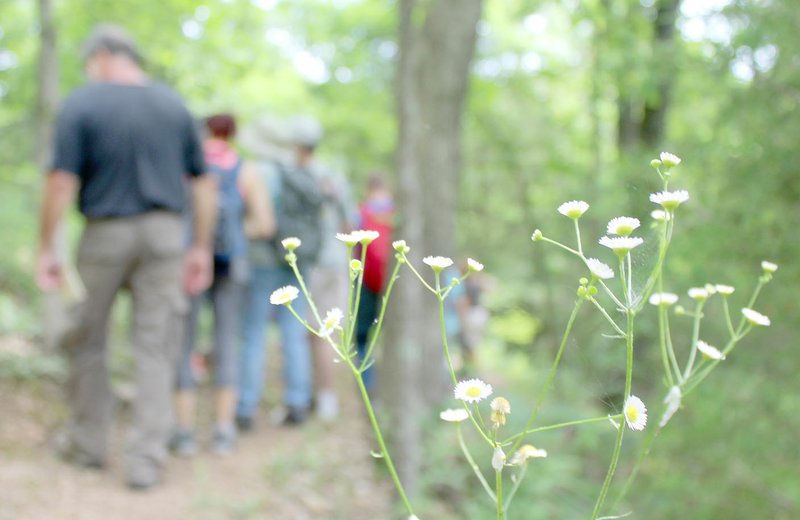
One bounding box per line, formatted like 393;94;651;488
625;404;638;422
466;386;482;398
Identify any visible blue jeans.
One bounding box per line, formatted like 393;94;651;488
237;265;312;418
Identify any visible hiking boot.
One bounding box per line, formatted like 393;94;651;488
235;415;253;433
211;425;237;456
126;459;161;491
169;428;198;458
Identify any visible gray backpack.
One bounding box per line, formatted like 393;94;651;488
271;161;324;266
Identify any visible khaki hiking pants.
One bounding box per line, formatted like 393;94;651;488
63;211;186;470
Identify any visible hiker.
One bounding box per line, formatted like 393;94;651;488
354;173;395;393
172;114;273;457
308;144;356;421
235;115;324;429
36;24;215;489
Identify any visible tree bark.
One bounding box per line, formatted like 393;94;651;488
35;0;58;171
380;0;482;498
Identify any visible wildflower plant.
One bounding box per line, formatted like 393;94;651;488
276;153;775;519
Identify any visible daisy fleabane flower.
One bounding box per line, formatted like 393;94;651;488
607;217;641;236
557;200;589;219
392;240;410;253
454;378;492;403
651;209;670;222
281;237;301;251
688;287;709;301
599;236;644;257
490;397;511;427
586;258;614;280
660;152;681;168
319;308;343;337
742;308;770;326
423;256;454;272
269;285;300;306
352;229;380;245
467;258;484;272
650;190;689;211
624;395;647;431
715;284;735;295
336;232;359;246
649;292;679;306
696;340;726;361
761;261;778;273
510;445;548;465
491;446;506;472
439;408;469;423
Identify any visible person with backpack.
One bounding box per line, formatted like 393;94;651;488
236;115;325;429
172;114;273;456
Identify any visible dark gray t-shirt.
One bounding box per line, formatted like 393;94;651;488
51;82;205;218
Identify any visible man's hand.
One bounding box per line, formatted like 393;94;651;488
36;247;63;292
183;245;212;296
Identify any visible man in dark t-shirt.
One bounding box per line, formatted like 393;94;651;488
36;24;217;490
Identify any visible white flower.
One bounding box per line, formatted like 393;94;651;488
624;395;647;431
650;190;689;211
491;446;506;472
761;261;778;273
281;237;301;251
454;378;493;404
586;258;614;280
531;229;544;241
650;209;671;222
649;292;679;306
423;256;454;272
742;308;770;326
696;340;725;361
599;236;644;256
510;445;548;465
607;217;641;236
269;285;300;306
688;287;709;301
490;397;511;427
659;152;682;167
319;308;343;337
715;284;735;296
392;240;410;253
352;229;380;245
439;408;469;423
557;200;589;219
336;232;359;246
659;386;682;428
467;258;484;272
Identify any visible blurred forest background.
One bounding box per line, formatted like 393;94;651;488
0;0;798;518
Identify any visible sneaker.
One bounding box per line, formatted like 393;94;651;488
169;428;198;458
270;405;308;426
211;425;237;456
316;391;339;422
126;459;161;491
235;415;253;433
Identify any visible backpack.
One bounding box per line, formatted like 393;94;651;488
271;160;324;266
210;159;246;263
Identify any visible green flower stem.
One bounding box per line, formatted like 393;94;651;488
683;330;749;395
504;415;621;444
438;286;458;385
612;411;665;510
574;219;584;256
400;253;437;294
656;306;675;386
503;464;528;515
618;257;630;308
346;245;369;350
289;260;322;326
592;310;635;519
663;308;682;384
588;296;625;336
682;300;706;380
349;358;415;517
359;261;402;372
511;298;583;454
472;402;491;439
626;253;633;306
722;297;736;338
597;280;626;311
344;245;356;353
457;426;496;502
496;469;504;520
633;217;674;314
541;236;581;257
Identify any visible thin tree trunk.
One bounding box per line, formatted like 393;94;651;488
35;0;58;171
641;0;681;146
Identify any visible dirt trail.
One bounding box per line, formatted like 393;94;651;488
0;359;393;520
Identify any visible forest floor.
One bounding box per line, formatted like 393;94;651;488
0;334;394;520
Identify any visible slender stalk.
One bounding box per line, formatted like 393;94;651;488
541;236;581;257
663;309;682;384
400;253;437;293
289;259;322;326
656;305;675;386
504;415;621;443
721;297;736;338
588;296;626;336
592;310;634;519
511;299;583;453
574;219;584;256
496;469;504;520
682;301;705;380
458;427;496;501
503;464;528;514
438;288;458;385
351;360;415;516
359;261;402;371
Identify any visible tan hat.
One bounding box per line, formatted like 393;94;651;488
287;115;323;148
239;115;293;162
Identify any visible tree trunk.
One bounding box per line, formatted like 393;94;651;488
380;0;482;498
35;0;58;171
640;0;680;146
